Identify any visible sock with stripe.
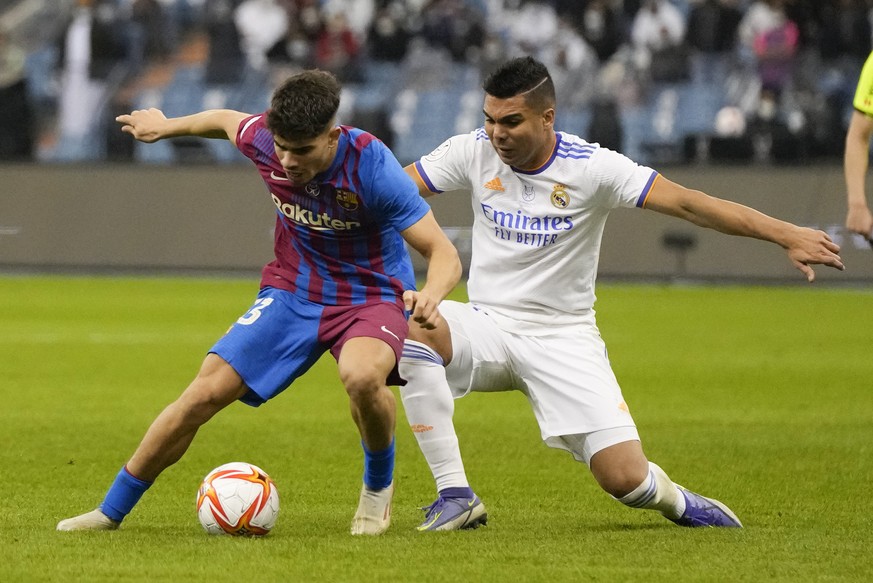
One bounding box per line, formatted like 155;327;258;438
399;340;470;493
617;461;685;519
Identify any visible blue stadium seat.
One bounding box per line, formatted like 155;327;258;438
620;106;654;164
393;87;470;163
559;109;593;138
23;46;57;107
159;65;207;118
674;82;724;136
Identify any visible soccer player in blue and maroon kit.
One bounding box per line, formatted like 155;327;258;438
57;70;461;536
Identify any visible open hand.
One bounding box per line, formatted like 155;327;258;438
786;228;844;283
115;108;168;143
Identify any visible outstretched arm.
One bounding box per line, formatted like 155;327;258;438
115;108;249;146
644;175;844;282
844;110;873;240
400;210;462;329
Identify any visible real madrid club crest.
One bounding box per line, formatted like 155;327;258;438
305;182;321;198
522;184;535;203
551;184;570;208
336;189;359;211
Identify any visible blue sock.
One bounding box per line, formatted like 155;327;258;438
362;438;395;490
99;466;153;522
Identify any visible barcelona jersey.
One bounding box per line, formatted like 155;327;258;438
236;115;429;309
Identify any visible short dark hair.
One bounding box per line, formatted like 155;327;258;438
483;56;555;111
267;69;341;141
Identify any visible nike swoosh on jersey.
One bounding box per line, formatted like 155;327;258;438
270;171;289;181
381;325;399;341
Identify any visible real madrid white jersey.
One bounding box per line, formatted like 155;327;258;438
413;128;659;335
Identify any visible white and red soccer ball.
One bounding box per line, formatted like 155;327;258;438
196;462;280;536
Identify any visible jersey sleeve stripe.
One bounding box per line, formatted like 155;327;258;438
636;171;660;208
239;115;262;140
413;160;443;193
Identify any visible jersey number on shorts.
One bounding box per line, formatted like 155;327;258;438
237;297;274;325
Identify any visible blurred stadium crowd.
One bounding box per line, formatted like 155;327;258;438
0;0;870;166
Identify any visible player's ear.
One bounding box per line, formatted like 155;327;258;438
543;107;555;130
327;126;341;149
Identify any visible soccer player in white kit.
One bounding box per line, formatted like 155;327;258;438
399;56;845;531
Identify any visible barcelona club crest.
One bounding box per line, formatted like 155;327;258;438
551;184;570;208
336;189;359;211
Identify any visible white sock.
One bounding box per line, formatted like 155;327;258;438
399;340;469;493
617;462;686;519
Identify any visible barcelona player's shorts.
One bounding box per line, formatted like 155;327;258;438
211;287;408;406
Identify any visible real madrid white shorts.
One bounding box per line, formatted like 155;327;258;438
439;300;639;463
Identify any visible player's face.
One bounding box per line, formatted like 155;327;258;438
483;94;555;171
273;127;340;186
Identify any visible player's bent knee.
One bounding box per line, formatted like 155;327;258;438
179;371;247;420
176;387;236;423
591;460;650;498
596;470;649;499
340;366;385;402
588;439;649;498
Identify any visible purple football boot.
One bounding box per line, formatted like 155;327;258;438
670;486;742;528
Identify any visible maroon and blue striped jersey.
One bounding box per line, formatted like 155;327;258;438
236;114;429;308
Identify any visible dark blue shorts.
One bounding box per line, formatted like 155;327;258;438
210;287;408;406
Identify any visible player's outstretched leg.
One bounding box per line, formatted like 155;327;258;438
57;354;247;532
668;485;743;528
616;461;742;528
589;439;742;528
417;486;487;532
351;482;394;535
57;465;153;531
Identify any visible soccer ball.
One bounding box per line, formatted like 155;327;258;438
196;462;280;536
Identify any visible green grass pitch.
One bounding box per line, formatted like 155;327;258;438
1;275;871;581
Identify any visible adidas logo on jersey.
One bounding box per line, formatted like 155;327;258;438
484;177;505;191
